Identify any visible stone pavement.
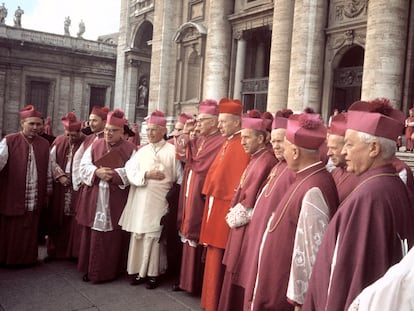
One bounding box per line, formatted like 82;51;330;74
0;247;203;311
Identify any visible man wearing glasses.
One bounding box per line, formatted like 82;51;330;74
76;109;136;283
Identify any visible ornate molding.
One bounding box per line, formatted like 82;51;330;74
242;78;268;93
173;22;207;43
334;67;363;88
234;30;244;40
336;0;367;20
329;29;366;54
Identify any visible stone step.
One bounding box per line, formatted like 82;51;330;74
396;151;414;173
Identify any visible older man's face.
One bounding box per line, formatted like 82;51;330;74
104;126;124;145
146;124;166;143
342;129;373;175
218;114;240;137
327;134;346;167
271;128;286;162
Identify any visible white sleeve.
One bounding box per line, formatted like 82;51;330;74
79;145;97;187
175;159;183;185
114;150;136;188
348;247;414;311
0;138;8;171
287;187;330;305
125;150;147;186
72;142;85;190
398;168;408;185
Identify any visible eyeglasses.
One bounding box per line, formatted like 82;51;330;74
196;117;213;123
104;128;121;134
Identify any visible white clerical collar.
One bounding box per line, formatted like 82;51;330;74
227;130;241;140
297;161;322;173
151;140;166;148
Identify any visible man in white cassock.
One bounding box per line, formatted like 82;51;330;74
119;110;183;289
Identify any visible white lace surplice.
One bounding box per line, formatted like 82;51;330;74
287;187;330;305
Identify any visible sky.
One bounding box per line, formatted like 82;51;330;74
2;0;121;40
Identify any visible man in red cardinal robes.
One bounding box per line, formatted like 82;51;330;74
199;98;250;311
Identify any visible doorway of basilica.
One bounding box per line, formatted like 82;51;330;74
332;45;364;114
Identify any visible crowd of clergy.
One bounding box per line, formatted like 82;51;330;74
0;96;414;311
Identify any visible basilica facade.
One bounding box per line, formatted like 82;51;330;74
114;0;414;126
0;25;117;135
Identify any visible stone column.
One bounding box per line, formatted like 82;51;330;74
148;1;177;113
233;32;247;100
124;60;139;121
287;0;327;112
267;0;295;111
361;0;409;107
114;0;131;110
203;0;233;100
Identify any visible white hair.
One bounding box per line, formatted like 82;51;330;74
358;132;396;160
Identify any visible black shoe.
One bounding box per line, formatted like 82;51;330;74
43;256;55;263
171;283;182;292
130;274;146;286
82;273;90;282
146;277;158;289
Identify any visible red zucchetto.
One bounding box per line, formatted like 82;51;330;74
19;105;42;119
90;106;109;120
178;112;194;124
286;113;327;149
61;112;82;131
106;109;126;128
347;98;404;141
199;99;219;115
146;110;166;127
328;113;347;137
272;109;293;130
218;98;243;116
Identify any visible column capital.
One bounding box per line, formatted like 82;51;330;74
234;30;245;41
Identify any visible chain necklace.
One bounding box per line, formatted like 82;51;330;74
268;166;325;233
264;162;288;197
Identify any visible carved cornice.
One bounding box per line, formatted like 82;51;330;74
336;0;367;21
330;29;366;49
173;22;207;43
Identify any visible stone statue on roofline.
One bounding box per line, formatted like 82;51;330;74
64;16;71;36
77;19;85;38
14;6;24;28
0;3;7;25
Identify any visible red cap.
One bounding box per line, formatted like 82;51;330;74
90;106;109;120
262;111;274;132
328;113;347;137
242;110;266;132
178;112;194;124
146;110;166;127
286;113;327;149
272;109;293;129
106;109;126;128
347;98;404;141
218;98;243;116
199;99;219;115
61;112;82;131
19;105;42;119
